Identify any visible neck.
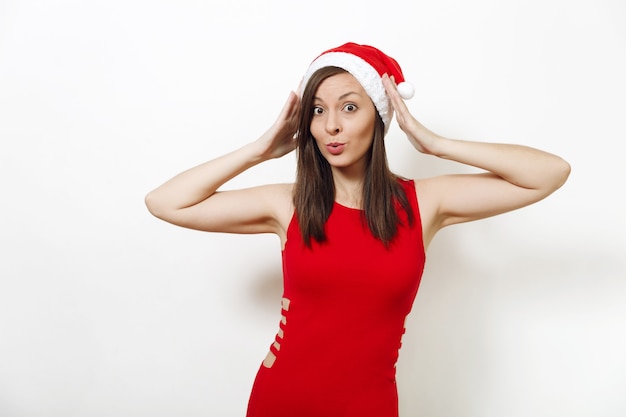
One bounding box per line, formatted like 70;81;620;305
332;168;365;209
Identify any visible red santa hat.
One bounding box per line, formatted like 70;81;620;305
301;42;414;130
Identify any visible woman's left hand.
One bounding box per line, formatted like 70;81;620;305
382;74;441;155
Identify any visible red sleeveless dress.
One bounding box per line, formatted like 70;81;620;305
246;179;426;417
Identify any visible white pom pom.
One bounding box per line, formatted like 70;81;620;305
397;82;415;99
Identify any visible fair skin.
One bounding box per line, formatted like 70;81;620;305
311;73;377;208
145;72;570;252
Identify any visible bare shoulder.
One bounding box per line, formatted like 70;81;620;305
412;177;444;248
254;182;294;244
242;182;295;233
259;182;295;223
256;182;294;206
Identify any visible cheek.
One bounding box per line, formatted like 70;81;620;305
355;116;376;143
309;121;325;145
309;122;321;140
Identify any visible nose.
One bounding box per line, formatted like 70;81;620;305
325;112;341;135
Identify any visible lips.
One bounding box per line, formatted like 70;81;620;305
326;142;345;155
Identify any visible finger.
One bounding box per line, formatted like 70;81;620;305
277;91;299;122
284;81;303;120
382;74;410;114
287;91;301;119
295;77;304;96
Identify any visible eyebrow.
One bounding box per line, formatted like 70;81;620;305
314;91;363;102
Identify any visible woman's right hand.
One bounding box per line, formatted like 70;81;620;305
145;90;301;236
256;91;300;160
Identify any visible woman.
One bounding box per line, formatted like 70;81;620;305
145;43;570;417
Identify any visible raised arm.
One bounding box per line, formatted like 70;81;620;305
144;91;300;239
382;74;571;245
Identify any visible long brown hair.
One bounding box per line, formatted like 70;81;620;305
293;66;414;247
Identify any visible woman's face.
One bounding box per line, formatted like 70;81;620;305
309;72;377;172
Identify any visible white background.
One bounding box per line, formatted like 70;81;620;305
1;0;625;416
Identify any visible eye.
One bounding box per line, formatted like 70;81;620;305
343;103;357;112
313;106;324;115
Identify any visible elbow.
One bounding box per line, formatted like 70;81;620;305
543;157;571;195
554;157;572;190
145;191;187;228
144;190;166;220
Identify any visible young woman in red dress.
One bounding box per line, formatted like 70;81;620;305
145;42;570;417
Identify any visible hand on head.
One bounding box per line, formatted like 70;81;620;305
257;91;301;160
382;73;438;155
